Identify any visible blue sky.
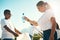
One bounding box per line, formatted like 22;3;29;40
0;0;60;38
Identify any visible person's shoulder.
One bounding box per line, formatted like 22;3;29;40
1;18;5;22
46;8;53;12
46;8;54;15
1;18;5;20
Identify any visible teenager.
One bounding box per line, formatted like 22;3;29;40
24;1;57;40
1;9;21;40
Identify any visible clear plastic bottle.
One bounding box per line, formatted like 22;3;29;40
22;13;25;23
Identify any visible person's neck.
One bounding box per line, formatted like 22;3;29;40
5;18;9;20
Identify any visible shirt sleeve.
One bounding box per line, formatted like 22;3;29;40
1;19;6;29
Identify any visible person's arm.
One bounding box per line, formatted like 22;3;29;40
24;16;38;26
49;17;56;40
4;25;18;37
15;28;22;35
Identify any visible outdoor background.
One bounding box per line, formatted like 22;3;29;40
0;0;60;38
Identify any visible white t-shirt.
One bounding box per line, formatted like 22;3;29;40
38;9;55;31
1;18;15;39
0;21;2;38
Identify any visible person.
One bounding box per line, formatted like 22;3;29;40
56;23;60;40
1;9;21;40
24;1;57;40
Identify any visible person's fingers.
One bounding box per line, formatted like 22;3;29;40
24;16;28;20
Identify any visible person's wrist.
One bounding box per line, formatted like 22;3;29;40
27;19;30;22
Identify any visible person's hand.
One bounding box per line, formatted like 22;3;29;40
49;35;54;40
14;33;19;37
24;16;30;22
30;21;38;26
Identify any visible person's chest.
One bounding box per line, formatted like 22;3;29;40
5;20;15;30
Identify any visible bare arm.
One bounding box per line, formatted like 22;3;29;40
24;16;38;26
49;17;56;40
15;28;22;35
4;25;18;37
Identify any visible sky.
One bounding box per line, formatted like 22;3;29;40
0;0;60;38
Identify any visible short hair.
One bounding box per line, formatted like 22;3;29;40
36;1;45;6
4;9;11;15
